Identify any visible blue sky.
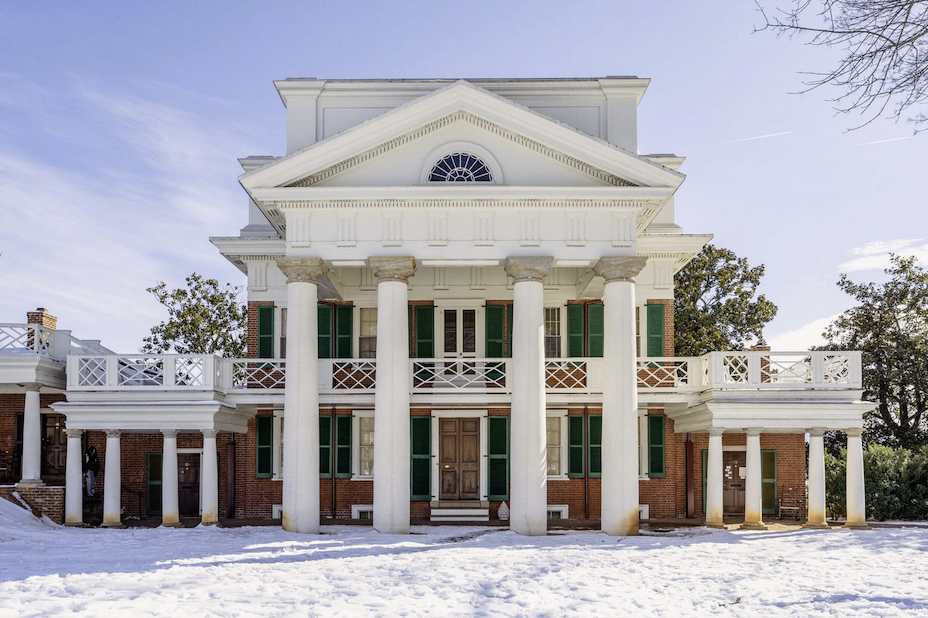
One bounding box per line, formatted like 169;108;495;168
1;1;925;353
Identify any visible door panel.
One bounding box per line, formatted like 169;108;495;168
438;418;481;500
42;414;67;479
460;419;480;500
177;454;200;517
439;419;459;500
723;451;746;514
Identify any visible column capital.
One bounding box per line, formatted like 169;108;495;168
505;256;553;283
202;429;218;439
276;257;328;284
64;428;84;439
161;429;178;438
708;428;725;437
369;256;417;283
594;256;649;283
744;428;763;437
845;428;864;438
808;428;827;437
23;382;41;393
105;429;122;438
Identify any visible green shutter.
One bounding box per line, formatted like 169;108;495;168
317;304;333;359
762;450;777;515
147;452;162;516
567;304;585;357
414;305;434;358
648;414;665;478
588;415;602;477
335;416;352;478
256;415;274;478
410;416;432;501
335;305;354;359
485;305;505;358
568;415;585;478
646;304;665;358
506;303;514;358
257;305;275;359
587;303;604;358
487;416;510;500
319;416;332;478
701;449;707;514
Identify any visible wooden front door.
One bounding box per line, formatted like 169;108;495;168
177;454;200;517
438;418;480;500
723;451;746;514
41;414;67;480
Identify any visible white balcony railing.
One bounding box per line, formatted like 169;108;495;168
65;350;863;395
0;323;112;360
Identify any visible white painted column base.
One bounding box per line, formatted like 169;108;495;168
803;429;829;529
102;429;125;528
844;428;870;530
17;385;44;487
64;428;85;526
201;430;219;526
705;429;725;528
740;429;767;530
161;429;181;528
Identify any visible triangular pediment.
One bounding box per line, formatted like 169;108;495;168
240;81;684;193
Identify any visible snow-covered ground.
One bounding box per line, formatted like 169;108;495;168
2;500;927;617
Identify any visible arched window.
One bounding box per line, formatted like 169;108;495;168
428;153;493;182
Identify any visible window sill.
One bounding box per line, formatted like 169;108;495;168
351;475;373;482
547;475;570;481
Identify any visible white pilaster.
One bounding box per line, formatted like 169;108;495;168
741;429;767;530
64;428;84;526
505;256;552;536
844;428;870;529
201;430;219;526
804;429;829;529
276;257;328;534
705;429;725;528
594;256;648;536
102;429;124;528
17;384;43;487
370;257;416;534
161;429;181;527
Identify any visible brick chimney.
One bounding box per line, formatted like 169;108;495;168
26;307;57;330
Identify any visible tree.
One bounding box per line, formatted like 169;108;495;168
142;273;247;358
755;1;928;131
821;255;928;448
674;244;779;357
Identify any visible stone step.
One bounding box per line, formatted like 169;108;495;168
429;506;490;522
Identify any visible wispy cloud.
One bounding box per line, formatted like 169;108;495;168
837;238;928;272
855;136;914;146
767;314;841;351
710;131;794;146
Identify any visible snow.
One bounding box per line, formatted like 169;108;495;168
2;500;928;617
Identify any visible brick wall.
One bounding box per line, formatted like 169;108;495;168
0;486;65;524
26;308;57;330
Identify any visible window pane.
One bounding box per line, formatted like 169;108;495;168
280;308;287;359
546;448;561;475
544;308;561;358
444;310;456;353
359;416;375;477
462;310;476;353
546;417;560;475
360;308;377;337
360;337;376;359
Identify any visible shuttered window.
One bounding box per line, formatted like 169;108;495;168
587;303;604;358
335;416;352;478
319;415;332;478
567;415;584;478
646;304;665;358
567;304;585;357
485;305;506;358
147;452;162;516
566;303;604;358
762;450;777;515
257;305;275;359
256;415;274;478
506;303;514;357
588;415;602;477
487;416;509;500
318;304;333;359
335;305;353;359
647;414;665;478
413;305;434;358
410;416;431;501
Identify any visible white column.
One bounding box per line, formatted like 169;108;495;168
705;429;725;528
18;384;43;487
102;429;124;528
64;428;84;526
505;257;552;536
161;429;181;527
201;430;219;526
369;257;416;535
594;257;648;536
741;429;767;530
844;428;870;529
804;428;828;528
276;257;327;534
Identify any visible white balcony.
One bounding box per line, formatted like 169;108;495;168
1;323;110;389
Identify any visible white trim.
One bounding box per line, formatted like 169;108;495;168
430;410;488;501
434;300;485;358
639;504;650;521
351;504;374;519
352;410;375;480
418;141;504;185
638;412;649;480
546;409;569;479
272;409;284;480
547;504;569;519
722;446;748;452
272;504;283;519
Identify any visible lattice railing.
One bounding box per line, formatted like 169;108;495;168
332;361;376;390
636;358;698;391
411;359;510;392
0;324;52;356
229;360;286;390
545;360;588;391
704;351;861;388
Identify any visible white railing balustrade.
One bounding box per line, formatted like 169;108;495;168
65;350;863;394
0;324;53;356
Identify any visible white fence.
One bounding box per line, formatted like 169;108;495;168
0;323;111;360
66;350;863;395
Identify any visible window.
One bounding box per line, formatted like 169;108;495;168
546;417;561;475
359;308;377;358
280;308;288;359
278;416;284;477
428;153;493;182
359;416;374;477
544;307;561;358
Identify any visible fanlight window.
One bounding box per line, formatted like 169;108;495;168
428;153;493;182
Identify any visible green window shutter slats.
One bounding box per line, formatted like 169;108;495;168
647;414;665;478
587;303;604;358
410;416;431;501
487;416;510;500
256;415;274;478
335;416;352;478
319;416;332;478
506;303;514;358
317;304;333;359
257;305;275;359
568;416;585;478
414;306;434;359
567;304;585;357
335;305;354;359
762;450;777;515
147;452;163;516
588;415;602;477
701;449;708;514
485;305;505;358
646;304;665;358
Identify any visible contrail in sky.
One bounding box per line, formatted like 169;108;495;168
710;130;794;146
855;136;913;146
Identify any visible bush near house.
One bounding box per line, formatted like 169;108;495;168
826;444;928;521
